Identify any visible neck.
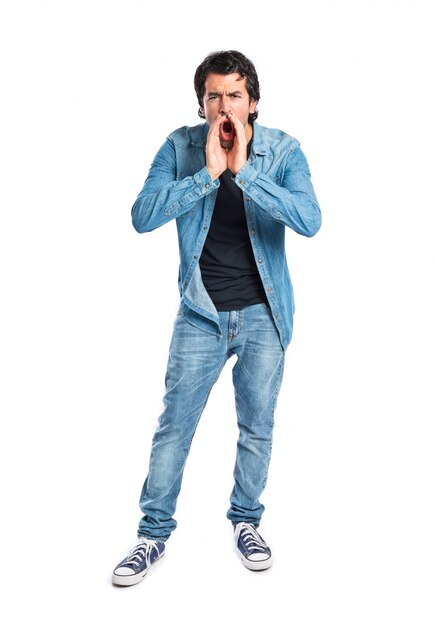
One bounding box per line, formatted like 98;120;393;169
245;123;253;143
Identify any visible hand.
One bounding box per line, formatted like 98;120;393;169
205;114;228;180
226;110;248;175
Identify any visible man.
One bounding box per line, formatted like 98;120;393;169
112;50;321;586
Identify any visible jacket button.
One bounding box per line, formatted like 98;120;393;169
239;179;244;185
267;287;272;293
258;258;263;263
205;183;209;189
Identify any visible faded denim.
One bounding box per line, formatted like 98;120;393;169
133;120;321;540
138;303;285;540
132;121;321;350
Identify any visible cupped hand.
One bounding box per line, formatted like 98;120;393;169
226;110;248;175
206;114;228;180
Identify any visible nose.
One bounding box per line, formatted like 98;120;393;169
220;95;230;115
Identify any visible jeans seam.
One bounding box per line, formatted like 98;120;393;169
271;352;285;412
228;309;244;343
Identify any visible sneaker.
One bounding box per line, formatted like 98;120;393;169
234;522;273;571
112;537;165;586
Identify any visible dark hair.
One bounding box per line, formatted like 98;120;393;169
194;50;260;122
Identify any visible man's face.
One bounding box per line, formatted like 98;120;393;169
202;72;257;129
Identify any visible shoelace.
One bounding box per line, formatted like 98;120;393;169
234;522;269;554
123;538;160;569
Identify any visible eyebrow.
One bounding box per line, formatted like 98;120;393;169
206;90;244;97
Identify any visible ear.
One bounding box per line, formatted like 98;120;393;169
249;100;257;114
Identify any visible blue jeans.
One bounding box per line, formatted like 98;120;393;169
138;303;286;541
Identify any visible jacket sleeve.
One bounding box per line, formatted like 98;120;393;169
234;146;321;237
131;138;220;233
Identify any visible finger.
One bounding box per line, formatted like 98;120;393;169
226;111;244;136
209;113;227;131
226;121;246;153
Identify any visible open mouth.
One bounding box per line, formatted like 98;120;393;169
219;120;234;148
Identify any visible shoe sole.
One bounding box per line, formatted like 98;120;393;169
112;552;165;586
240;553;273;571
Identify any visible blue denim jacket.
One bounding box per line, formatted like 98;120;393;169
132;121;321;349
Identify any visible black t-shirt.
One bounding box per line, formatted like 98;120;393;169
199;139;266;311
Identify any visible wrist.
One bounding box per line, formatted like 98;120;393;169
207;166;221;181
229;159;246;176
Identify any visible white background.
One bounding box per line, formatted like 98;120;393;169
1;0;434;624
